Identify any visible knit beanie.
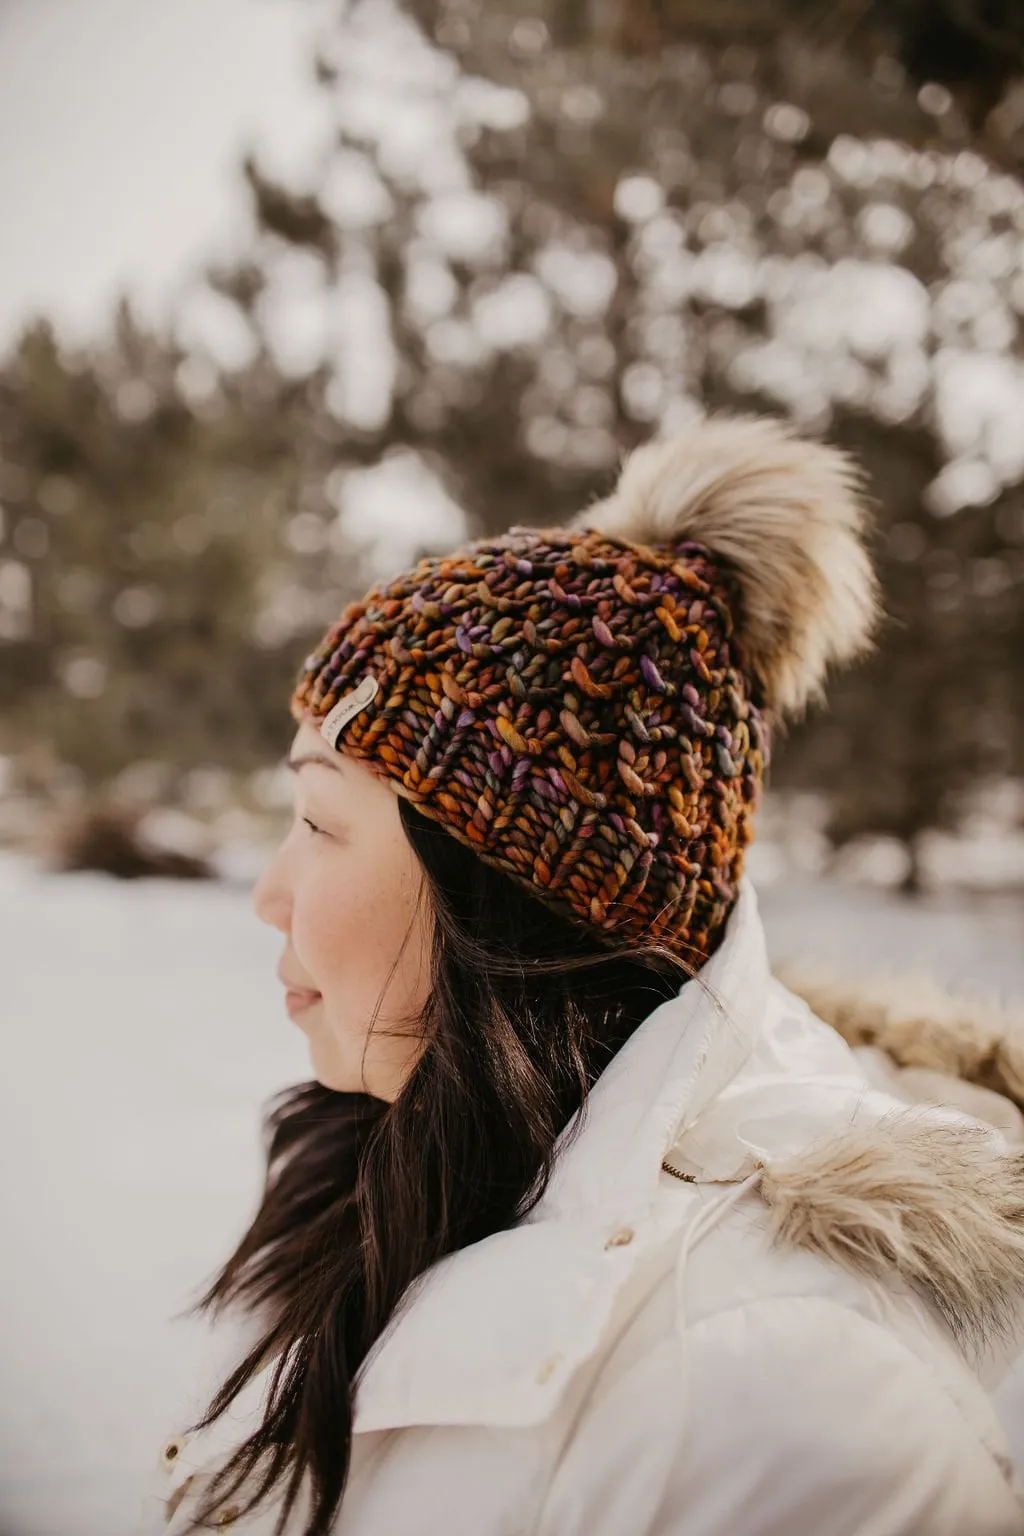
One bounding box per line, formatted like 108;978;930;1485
289;415;879;967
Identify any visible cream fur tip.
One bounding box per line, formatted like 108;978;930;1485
573;415;882;719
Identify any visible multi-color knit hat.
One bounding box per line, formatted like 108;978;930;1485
290;415;879;966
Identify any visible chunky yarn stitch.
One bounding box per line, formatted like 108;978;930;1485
290;523;766;965
290;416;879;964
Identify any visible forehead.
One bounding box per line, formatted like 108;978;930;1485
288;721;387;798
291;719;338;757
287;720;352;778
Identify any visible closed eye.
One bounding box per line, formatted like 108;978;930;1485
302;816;328;838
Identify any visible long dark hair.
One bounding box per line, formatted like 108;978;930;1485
186;796;707;1535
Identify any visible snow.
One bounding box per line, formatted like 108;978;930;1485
174;288;259;375
758;874;1024;999
934;349;1024;488
472;275;552;351
323;271;397;435
331;450;467;580
0;856;308;1536
613;175;665;224
320;152;395;231
1;852;1023;1534
534;246;618;318
417;192;509;264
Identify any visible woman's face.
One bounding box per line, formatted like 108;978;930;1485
252;721;433;1101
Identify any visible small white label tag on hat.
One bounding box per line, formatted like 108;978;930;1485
319;674;379;749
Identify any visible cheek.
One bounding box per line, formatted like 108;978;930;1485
292;854;375;986
292;842;427;1021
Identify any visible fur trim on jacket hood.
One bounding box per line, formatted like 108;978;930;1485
765;964;1024;1362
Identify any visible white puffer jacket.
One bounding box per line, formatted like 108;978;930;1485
145;878;1024;1535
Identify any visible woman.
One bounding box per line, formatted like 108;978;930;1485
148;415;1024;1535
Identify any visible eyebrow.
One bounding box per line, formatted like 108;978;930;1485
286;751;345;775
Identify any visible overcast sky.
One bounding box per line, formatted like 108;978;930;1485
0;0;330;349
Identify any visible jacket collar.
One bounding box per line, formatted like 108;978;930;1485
346;873;1024;1432
174;883;1024;1473
351;877;779;1433
538;873;770;1223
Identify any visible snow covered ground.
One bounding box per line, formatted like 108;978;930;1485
1;852;1022;1535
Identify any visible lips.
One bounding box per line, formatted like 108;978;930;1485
285;988;321;1016
277;966;321;1014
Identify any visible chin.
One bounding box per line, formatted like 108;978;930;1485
306;1037;363;1096
302;1010;411;1101
305;1040;344;1092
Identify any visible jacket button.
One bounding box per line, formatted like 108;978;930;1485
161;1438;185;1470
537;1353;564;1384
605;1226;635;1249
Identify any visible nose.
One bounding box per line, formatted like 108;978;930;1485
252;841;291;934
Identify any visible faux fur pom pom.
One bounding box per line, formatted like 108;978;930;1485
573;415;882;719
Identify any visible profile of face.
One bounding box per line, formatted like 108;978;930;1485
252;721;433;1101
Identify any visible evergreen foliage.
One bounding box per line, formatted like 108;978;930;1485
1;0;1022;878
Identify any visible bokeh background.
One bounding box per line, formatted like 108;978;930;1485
2;2;1023;1532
